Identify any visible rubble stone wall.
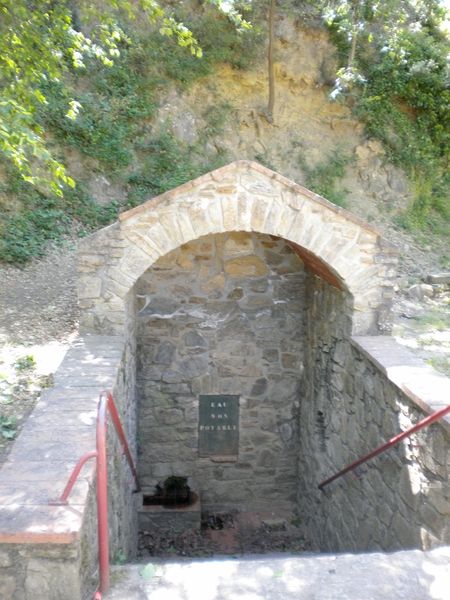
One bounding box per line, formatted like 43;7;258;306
298;280;450;551
136;232;307;511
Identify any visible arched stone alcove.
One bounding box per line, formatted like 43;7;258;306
78;160;397;337
76;160;407;546
133;232;346;512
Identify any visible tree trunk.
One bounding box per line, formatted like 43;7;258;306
347;0;360;69
267;0;276;123
348;28;358;68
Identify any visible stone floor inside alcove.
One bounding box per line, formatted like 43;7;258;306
138;508;310;559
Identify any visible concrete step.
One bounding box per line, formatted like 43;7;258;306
106;547;450;600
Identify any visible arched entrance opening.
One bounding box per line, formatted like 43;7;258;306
131;229;355;547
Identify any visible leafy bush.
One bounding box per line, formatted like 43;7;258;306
38;9;259;169
0;7;262;264
325;4;449;227
0;166;119;263
357;25;449;223
14;355;36;371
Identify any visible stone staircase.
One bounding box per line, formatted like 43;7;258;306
106;547;450;600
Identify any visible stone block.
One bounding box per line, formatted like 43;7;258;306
224;255;268;278
426;486;450;516
201;273;225;293
183;331;207;348
154;341;176;365
250;378;268;397
77;276;102;299
426;273;450;285
419;503;446;538
257;449;277;468
154;408;184;426
138;492;201;534
250;196;271;231
25;559;81;600
262;348;279;363
223;233;254;257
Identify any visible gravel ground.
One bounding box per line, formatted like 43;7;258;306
0;244;79;461
0;244;79;346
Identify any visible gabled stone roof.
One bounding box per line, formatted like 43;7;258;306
78;160;398;335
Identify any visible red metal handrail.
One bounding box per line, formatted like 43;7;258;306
49;391;140;599
318;403;450;490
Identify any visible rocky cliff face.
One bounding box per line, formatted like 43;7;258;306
153;19;410;225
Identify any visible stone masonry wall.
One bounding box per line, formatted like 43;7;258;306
80;333;139;594
0;336;138;600
136;232;306;511
105;320;139;564
298;300;450;551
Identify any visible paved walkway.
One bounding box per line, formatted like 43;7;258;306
107;547;450;600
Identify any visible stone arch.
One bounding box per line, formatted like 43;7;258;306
77;161;397;334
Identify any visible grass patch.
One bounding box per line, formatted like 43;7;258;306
426;356;450;377
413;311;450;332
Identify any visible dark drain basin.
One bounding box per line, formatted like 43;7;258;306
138;480;201;533
142;475;195;509
142;490;198;509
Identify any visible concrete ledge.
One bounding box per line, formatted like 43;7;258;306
0;335;124;544
108;547;450;600
351;336;450;432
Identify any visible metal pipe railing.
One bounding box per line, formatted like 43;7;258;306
318;403;450;490
49;391;140;599
96;393;109;597
49;451;98;506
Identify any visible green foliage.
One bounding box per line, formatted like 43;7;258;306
356;22;449;222
0;0;130;193
323;1;450;227
0;165;119;263
202;103;233;138
39;72;154;172
0;0;248;191
183;6;261;73
1;2;257;263
412;309;450;332
426;356;450;378
0;416;16;440
113;549;127;566
38;16;256;170
127;130;227;207
127;6;260;87
14;355;36;371
300;150;351;207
